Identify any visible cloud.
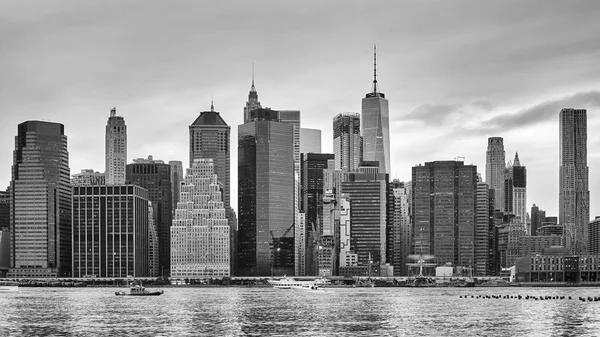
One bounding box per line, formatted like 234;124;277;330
396;103;460;125
396;100;494;127
470;91;600;134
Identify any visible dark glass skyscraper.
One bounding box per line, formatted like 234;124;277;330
412;161;477;267
9;121;71;278
341;172;389;268
126;157;172;276
238;108;295;276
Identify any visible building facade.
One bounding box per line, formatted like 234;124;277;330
412;161;477;268
9;121;71;278
71;169;106;186
169;160;184;214
300;128;322;155
486;137;505;212
341;173;388;269
301;153;335;275
189;104;231;217
72;185;149;278
0;190;9;231
333;113;362;172
530;204;546;236
105;108;127;185
589;217;600;255
238;108;295;276
126;156;172;276
361;48;390;174
559;108;589;254
511;153;527;222
475;181;495;276
389;180;411;276
515;248;600;283
148;203;159;277
171;159;230;278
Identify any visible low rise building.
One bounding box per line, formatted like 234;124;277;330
515;246;600;283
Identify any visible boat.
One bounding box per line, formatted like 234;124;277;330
0;285;19;292
291;284;322;291
268;276;329;289
115;283;163;296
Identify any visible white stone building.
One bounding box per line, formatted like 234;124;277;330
171;159;229;278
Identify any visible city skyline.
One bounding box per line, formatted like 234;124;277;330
2;2;600;219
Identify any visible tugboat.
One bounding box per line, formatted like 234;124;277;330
115;283;163;296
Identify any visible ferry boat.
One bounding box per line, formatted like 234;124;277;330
268;276;329;289
115;283;163;296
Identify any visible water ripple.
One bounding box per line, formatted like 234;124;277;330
1;287;600;336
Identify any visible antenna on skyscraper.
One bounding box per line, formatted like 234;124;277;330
372;44;378;94
252;62;255;89
211;95;214;112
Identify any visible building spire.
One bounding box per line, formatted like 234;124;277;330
372;44;378;94
513;152;521;166
211;96;214;112
251;62;255;90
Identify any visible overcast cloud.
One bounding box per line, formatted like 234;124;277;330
1;0;600;217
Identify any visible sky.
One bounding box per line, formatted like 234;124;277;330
1;0;600;218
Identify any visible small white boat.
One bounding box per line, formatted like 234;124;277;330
0;285;19;292
115;284;163;296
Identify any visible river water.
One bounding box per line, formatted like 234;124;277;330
1;286;600;336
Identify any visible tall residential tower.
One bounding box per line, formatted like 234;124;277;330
559;108;589;254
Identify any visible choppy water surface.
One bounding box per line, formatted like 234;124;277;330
2;287;600;336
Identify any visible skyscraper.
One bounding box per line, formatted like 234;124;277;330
559;108;589;254
238;108;295;276
530;204;546;236
475;181;494;276
388;179;411;276
105;108;127;185
486;137;505;212
300;128;322;154
243;67;262;123
169;161;183;213
341;172;389;269
361;46;390;174
72;184;149;277
511;153;527;222
333;113;362;172
0;190;9;231
412;161;477;267
126;156;172;276
189;103;231;217
171;159;230;278
301;153;335;275
9;121;71;278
